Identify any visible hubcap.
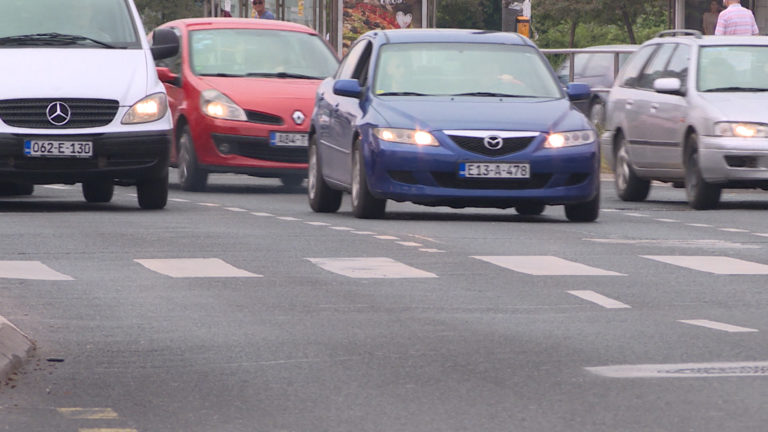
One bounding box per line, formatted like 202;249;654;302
308;147;317;200
616;145;629;192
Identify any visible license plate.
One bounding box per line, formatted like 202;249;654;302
24;140;93;158
459;162;530;178
270;132;308;147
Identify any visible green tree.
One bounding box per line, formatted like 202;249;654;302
135;0;203;31
437;0;485;29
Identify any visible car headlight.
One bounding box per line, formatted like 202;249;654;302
713;122;768;138
373;128;438;146
121;93;168;124
200;89;247;121
545;130;596;148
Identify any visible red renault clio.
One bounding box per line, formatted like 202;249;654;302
153;18;339;190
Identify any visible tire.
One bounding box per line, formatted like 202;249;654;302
614;133;650;202
515;203;545;216
14;182;34;196
589;99;606;130
178;125;208;192
565;185;600;222
307;136;342;213
137;172;169;210
280;175;304;188
351;141;386;219
82;179;114;203
684;134;721;210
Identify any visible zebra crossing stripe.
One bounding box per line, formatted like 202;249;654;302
472;256;624;276
0;261;73;280
678;319;758;333
568;290;631;309
134;258;261;278
643;256;768;275
307;257;437;278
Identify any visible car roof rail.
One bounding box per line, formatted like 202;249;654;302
655;29;703;39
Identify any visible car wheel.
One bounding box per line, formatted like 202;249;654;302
82;179;114;203
280;175;304;188
351;140;386;219
137;172;169;210
565;184;600;222
684;134;721;210
307;136;342;213
178;125;208;192
515;203;545;216
614;133;650;202
589;99;605;130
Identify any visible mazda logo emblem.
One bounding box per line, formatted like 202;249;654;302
483;135;503;150
292;110;305;125
46;101;71;126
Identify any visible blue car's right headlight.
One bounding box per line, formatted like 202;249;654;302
373;128;439;146
545;130;596;148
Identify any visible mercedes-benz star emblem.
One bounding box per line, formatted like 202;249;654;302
483;135;504;150
46;101;71;126
292;110;305;125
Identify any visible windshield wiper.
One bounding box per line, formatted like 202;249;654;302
0;32;115;48
703;86;768;92
452;92;526;97
199;72;244;77
246;72;322;79
377;91;429;96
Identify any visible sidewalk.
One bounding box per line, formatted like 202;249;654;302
0;315;35;383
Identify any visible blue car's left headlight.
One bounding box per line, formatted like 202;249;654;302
373;128;439;146
545;130;596;148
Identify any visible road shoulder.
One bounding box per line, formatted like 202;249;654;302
0;315;35;383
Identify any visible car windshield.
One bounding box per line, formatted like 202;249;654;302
373;43;563;98
0;0;140;48
190;29;338;79
698;45;768;92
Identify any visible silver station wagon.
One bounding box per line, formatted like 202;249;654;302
601;30;768;209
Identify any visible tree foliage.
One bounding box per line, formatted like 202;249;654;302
135;0;203;31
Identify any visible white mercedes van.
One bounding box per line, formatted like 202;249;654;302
0;0;179;209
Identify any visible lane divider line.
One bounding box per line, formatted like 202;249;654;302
678;319;758;333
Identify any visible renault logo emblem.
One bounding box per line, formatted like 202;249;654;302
46;101;71;126
483;135;503;150
292;110;305;125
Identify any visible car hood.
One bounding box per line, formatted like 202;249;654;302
699;93;768;122
0;49;151;104
370;97;583;132
199;76;320;109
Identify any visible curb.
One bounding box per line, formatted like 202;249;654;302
0;315;35;383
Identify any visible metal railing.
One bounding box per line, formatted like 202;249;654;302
540;47;638;94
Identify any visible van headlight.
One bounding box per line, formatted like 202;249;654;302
373;128;438;146
122;93;168;124
200;89;247;121
545;130;596;148
714;122;768;138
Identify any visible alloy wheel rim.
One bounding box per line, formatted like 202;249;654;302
616;146;629;192
308;147;317;200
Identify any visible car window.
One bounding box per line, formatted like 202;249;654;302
336;40;370;80
636;43;676;90
353;43;373;86
373;42;563;98
188;29;338;78
155;27;183;74
617;45;658;88
663;44;690;90
698;45;768;92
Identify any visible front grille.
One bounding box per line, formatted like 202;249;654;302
213;135;307;163
0;98;119;129
431;172;551;189
245;110;283;125
448;134;536;157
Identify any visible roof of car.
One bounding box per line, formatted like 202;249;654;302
367;29;535;47
648;34;768;47
160;17;318;34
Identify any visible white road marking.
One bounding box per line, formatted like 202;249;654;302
586;361;768;378
687;223;712;227
678;319;758;333
397;241;423;247
169;198;190;202
719;228;749;233
330;226;354;231
277;216;301;221
0;261;73;281
57;408;119;419
305;221;330;226
43;185;71;190
352;231;376;235
375;235;400;240
134;258;261;278
473;256;624;276
251;212;273;217
654;218;679;223
419;248;445;253
643;255;768;275
307;257;437;278
755;233;768;238
224;207;247;212
198;202;220;207
624;213;647;217
567;290;631;309
586;239;757;249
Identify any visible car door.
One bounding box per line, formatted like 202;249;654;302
609;44;657;152
319;40;370;184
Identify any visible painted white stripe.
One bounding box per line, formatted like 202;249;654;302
586;361;768;378
43;185;71;190
305;221;330;226
624;213;647;217
720;228;749;233
643;255;768;275
251;212;273;216
57;408;118;419
307;257;437;278
375;235;399;240
419;248;445;253
330;226;354;231
397;241;423;247
655;218;679;223
473;256;624;276
755;233;768;238
134;258;261;278
198;202;221;207
352;231;376;235
224;207;247;212
601;209;619;212
568;290;631;309
687;223;712;227
0;261;73;281
277;216;301;221
169;198;190;202
678;319;758;333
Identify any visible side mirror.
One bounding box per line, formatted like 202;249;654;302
151;28;180;60
653;77;683;95
156;67;181;87
566;83;591;101
333;79;363;99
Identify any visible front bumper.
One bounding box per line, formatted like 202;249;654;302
0;130;171;184
699;135;768;184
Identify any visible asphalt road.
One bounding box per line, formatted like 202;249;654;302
1;171;768;432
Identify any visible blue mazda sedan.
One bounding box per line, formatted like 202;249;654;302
308;29;600;221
